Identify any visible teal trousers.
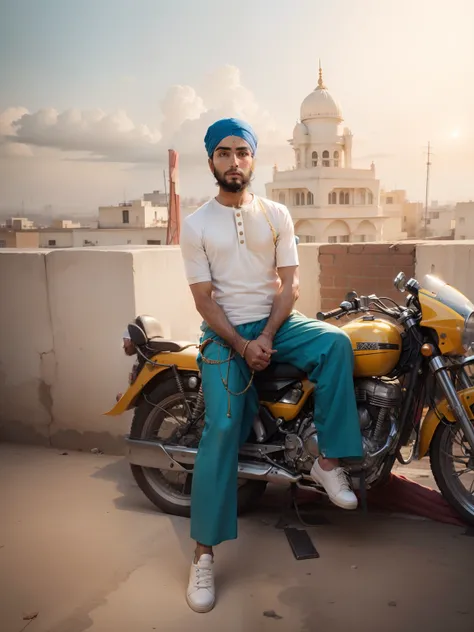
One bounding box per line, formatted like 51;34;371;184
191;312;363;546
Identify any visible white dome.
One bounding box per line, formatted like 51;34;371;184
300;69;342;123
293;121;309;143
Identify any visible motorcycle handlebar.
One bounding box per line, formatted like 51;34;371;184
316;307;346;321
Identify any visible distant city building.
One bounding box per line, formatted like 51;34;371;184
424;202;455;239
143;190;168;207
6;217;36;230
51;219;82;229
0;228;39;248
266;65;406;243
38;226;167;248
454;201;474;240
380;190;424;239
98;199;167;229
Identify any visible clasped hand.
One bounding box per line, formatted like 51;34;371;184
242;334;276;371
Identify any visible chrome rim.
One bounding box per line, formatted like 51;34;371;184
139;391;247;507
141;391;201;507
439;422;474;516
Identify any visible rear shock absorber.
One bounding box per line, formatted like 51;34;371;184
192;384;205;421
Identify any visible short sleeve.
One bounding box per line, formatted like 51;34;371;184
276;205;299;268
180;220;212;285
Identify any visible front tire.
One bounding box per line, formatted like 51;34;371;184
430;419;474;526
130;377;267;517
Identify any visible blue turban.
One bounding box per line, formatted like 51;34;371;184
204;118;258;158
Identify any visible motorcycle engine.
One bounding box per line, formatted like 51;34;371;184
283;378;401;472
354;378;401;454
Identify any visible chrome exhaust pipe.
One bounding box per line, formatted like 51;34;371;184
125;437;300;484
125;438;195;471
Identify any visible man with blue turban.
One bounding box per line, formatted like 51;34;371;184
180;118;363;612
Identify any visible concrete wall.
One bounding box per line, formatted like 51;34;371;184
415;241;474;302
131;247;202;341
295;244;321;318
3;240;473;454
39;231;74;248
0;247;202;453
0;251;54;445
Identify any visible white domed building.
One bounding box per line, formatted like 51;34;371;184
266;66;405;243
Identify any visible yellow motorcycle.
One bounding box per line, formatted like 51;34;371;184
106;272;474;524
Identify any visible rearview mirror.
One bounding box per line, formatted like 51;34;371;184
394;272;407;292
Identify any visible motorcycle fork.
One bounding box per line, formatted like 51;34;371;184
429;355;474;453
397;355;425;449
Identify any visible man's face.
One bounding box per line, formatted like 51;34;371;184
209;135;254;193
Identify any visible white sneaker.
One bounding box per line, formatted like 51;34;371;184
310;459;358;510
186;554;215;613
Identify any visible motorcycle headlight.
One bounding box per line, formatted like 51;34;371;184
462;312;474;352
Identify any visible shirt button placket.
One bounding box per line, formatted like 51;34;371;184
236;211;244;245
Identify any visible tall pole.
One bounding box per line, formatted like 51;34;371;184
424;141;431;238
163;169;168;209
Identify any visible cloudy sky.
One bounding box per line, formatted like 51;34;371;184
1;0;473;214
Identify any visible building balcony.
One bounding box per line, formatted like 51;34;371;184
289;205;384;221
271;165;374;183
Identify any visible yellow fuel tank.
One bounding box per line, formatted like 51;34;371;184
341;316;402;377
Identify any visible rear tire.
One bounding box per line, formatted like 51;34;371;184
130;377;267;517
430;419;474;526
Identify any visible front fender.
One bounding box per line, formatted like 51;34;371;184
418;386;474;458
104;344;199;416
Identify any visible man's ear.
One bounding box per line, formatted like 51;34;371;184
208;157;215;175
250;158;256;180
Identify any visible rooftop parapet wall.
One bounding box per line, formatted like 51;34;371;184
0;247;202;453
1;241;473;453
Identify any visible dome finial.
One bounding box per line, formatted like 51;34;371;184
318;59;326;89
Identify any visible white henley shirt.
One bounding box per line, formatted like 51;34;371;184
180;195;299;326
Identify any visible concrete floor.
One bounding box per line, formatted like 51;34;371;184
0;444;473;632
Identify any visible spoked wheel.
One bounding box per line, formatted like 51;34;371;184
430;419;474;525
130;377;266;517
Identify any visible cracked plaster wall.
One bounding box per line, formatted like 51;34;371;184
0;247;202;454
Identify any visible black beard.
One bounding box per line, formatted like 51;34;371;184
213;168;251;193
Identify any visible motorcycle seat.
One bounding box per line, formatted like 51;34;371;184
254;363;306;381
146;339;183;353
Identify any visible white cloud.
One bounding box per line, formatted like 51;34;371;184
0;106;33;158
6;107;161;163
0;66;290;167
160;85;206;140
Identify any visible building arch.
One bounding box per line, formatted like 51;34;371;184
294;219;318;243
324;220;350;244
353;220;377;242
